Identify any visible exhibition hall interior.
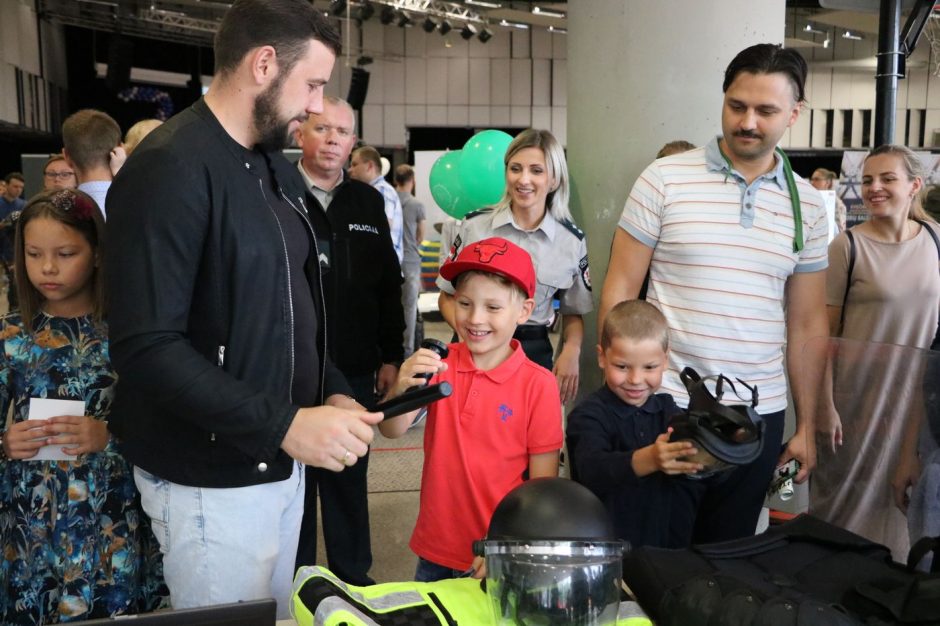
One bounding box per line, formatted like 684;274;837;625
1;0;939;624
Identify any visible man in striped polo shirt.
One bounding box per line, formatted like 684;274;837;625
599;43;830;543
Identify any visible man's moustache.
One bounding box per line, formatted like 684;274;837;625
734;131;762;139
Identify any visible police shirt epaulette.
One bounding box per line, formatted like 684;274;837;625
463;207;493;220
560;218;585;240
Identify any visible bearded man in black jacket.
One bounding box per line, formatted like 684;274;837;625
293;96;404;585
105;1;380;618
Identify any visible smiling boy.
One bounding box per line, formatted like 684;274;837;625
380;237;562;581
566;299;703;549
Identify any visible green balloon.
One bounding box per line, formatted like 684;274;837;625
459;130;513;208
429;151;476;219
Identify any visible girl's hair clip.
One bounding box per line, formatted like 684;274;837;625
50;190;96;221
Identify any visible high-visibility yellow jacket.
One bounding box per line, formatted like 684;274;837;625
291;566;653;625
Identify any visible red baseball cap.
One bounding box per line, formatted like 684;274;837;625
440;237;536;298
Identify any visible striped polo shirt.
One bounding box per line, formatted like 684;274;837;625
619;136;828;413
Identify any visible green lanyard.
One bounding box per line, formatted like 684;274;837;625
718;145;804;253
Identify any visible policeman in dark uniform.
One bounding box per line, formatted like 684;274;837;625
294;96;404;585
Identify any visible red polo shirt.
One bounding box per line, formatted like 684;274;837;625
410;340;563;570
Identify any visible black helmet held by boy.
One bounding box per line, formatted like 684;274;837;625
668;367;765;478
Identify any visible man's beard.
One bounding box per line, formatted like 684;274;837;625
253;78;296;151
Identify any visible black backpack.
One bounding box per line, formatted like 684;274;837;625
623;514;940;625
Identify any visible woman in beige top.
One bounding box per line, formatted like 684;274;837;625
813;144;940;561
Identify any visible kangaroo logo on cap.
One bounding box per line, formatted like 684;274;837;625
473;240;509;263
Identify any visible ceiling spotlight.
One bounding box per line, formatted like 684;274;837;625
397;11;412;27
356;0;374;21
460;23;477;40
548;25;567;34
422;17;437;33
531;6;565;19
465;0;502;7
379;5;395;24
842;30;862;40
478;27;493;43
439;19;452;35
822;36;830;48
329;0;347;17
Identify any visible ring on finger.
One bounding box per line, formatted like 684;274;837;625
342;449;352;466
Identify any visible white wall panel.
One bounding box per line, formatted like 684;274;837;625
511;30;530;59
831;110;844;148
532;59;551;106
363;21;385;55
850;110;864;147
807;69;832;110
491;106;511;126
532;106;552;130
485;29;511;58
405;105;426;126
384;105;406;146
404;58;426;105
490;59;511;105
552;60;567;107
551;107;566;146
383;61;405;105
511;106;531;127
366;59;385;105
405;27;427;57
789;110;811;148
830;71;852;109
0;63;17;124
362;104;384;146
897;109;909;145
384;25;405;56
908;68;929;110
552;32;567;59
811;110;828;148
447;57;469;105
426;58;448;105
848;74;875;110
447;105;469;126
510;59;532;106
468;106;490;127
427;105;448;125
532;28;553;59
468;58;491;105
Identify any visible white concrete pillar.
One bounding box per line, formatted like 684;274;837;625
567;0;786;395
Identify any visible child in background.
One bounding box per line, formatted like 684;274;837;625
0;189;166;623
380;237;563;582
566;300;703;549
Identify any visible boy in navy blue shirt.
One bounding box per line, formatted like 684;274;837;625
566;300;703;549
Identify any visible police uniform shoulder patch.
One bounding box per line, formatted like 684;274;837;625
463;207;493;220
579;254;591;291
448;233;462;261
560;218;585;240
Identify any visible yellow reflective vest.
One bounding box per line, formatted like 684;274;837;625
291;566;652;625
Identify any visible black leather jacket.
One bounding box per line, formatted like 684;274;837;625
105;99;349;488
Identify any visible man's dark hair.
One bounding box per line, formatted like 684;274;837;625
4;172;24;185
723;43;807;103
214;0;341;77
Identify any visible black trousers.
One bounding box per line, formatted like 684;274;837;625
669;409;786;544
295;373;375;585
513;325;553;371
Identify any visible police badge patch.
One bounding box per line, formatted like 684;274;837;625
449;234;462;261
579;255;591;291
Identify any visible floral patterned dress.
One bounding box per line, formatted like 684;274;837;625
0;312;167;624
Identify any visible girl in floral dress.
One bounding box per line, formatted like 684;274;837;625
0;189;166;624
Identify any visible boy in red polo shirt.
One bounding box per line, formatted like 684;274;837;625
380;237;563;582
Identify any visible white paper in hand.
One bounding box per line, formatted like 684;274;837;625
27;398;86;461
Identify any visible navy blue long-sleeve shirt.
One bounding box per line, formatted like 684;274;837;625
566;385;695;549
